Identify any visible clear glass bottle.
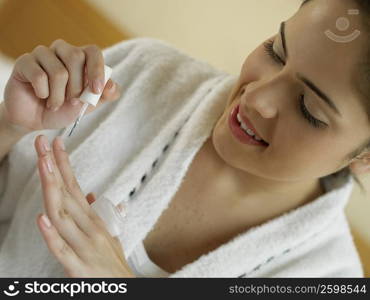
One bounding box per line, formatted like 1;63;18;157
91;196;126;237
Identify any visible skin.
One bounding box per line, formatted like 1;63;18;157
34;134;135;278
3;1;370;276
33;0;370;273
3;39;122;133
196;0;370;212
0;39;129;277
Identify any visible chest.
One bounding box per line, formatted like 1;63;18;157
141;175;325;275
141;139;253;274
141;148;256;274
142;180;244;274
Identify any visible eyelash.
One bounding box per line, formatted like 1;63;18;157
263;39;327;129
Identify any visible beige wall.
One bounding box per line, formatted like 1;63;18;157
85;0;300;75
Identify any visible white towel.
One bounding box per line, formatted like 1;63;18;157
0;37;363;277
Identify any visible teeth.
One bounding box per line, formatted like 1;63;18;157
237;112;258;136
241;122;249;132
236;113;242;123
237;113;249;131
236;113;265;143
246;128;255;136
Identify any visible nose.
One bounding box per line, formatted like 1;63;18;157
243;78;285;119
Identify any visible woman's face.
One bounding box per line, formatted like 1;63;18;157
212;0;370;182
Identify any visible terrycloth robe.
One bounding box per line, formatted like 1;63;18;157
0;37;364;277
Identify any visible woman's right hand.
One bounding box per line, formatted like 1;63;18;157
2;39;121;134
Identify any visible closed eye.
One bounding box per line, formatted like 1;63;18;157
263;39;328;129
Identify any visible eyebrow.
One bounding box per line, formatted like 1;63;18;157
279;22;342;117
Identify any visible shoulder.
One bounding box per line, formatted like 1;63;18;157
321;213;364;277
102;37;194;59
102;37;225;78
298;212;364;277
103;37;176;58
252;212;364;278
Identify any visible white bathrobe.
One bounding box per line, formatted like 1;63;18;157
0;38;364;278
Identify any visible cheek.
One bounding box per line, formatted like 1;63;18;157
268;125;326;165
285;131;340;173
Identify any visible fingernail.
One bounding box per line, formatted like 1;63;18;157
71;98;80;106
41;135;50;153
116;203;126;218
41;214;52;228
106;80;113;90
93;79;103;94
109;82;116;93
51;106;59;112
56;136;65;151
45;156;53;173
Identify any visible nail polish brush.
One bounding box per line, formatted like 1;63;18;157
61;64;113;138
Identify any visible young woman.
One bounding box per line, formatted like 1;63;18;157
0;0;369;277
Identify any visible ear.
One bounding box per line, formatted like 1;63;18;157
348;154;370;175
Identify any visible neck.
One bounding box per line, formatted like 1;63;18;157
197;136;325;210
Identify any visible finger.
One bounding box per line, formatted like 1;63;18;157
84;64;89;89
52;136;107;237
116;203;125;215
82;81;121;115
110;202;127;253
36;213;84;277
60;183;102;239
81;44;105;94
100;79;114;98
35;135;91;217
36;150;91;253
14;53;49;99
51;136;92;212
32;45;69;111
50;40;86;104
34;135;67;195
34;135;93;247
100;79;121;101
69;67;90;106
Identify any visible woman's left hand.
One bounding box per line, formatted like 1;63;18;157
34;134;135;278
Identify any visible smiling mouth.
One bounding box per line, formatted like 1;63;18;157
234;88;269;145
228;102;270;147
236;112;269;145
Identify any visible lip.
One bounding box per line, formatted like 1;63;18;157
228;103;269;147
237;104;266;143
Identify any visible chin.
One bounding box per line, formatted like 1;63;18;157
212;116;243;167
